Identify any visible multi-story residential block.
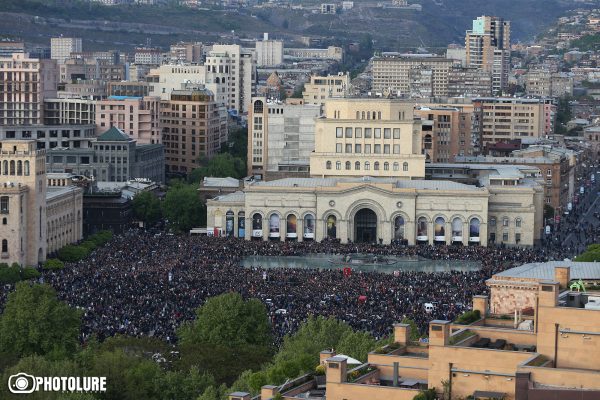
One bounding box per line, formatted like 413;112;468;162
447;67;492;97
0;41;25;58
160;87;228;174
0;53;58;126
247;97;320;179
44;99;97;126
465;16;510;95
415;106;474;163
302;73;350;106
205;44;256;113
371;54;453;97
96;95;161;144
473;97;555;148
445;45;467;66
46;126;165;183
168;42;202;64
146;64;206;100
50;37;82;64
310;98;425;179
107;81;150;97
283;46;344;62
0;124;96;150
255;33;284;67
134;47;162;65
524;69;574;98
59;80;107;99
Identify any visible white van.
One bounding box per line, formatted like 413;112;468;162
424;303;436;313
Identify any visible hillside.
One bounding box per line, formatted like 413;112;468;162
0;0;589;52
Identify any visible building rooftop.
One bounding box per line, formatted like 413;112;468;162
202;177;240;188
46;186;81;202
97;126;131;142
493;261;600;281
213;191;245;202
251;177;482;191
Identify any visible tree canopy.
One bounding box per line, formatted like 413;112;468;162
575;244;600;262
187;153;246;184
162;183;205;232
132;191;162;227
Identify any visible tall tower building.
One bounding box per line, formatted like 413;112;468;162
50;37;82;64
0;140;47;266
255;33;284;67
0;53;58;126
465;16;510;95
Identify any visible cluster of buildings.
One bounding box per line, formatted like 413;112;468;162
228;262;600;400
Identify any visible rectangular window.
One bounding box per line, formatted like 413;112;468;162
345;144;352;153
384;144;390;154
365;144;371;154
365;128;372;138
393;128;401;139
502;232;509;242
384;128;391;139
0;197;8;214
393;144;400;154
336;127;343;138
374;144;381;154
515;233;521;242
355;128;362;138
355;144;362;153
374;128;381;139
345;128;352;138
336;143;342;153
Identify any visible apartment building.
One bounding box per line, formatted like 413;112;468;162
473;98;555;148
0;53;58;126
44;98;97;126
371;55;453;98
50;37;82;64
205;44;256;114
247;97;320;180
96;96;161;144
255;33;284;67
160;87;228;174
107;81;150;97
447;67;492;97
524;70;574;98
0;124;96;150
415;106;474;163
134;47;162;65
168;42;202;64
283;46;344;62
302;73;350;106
146;64;206;100
0;41;25;58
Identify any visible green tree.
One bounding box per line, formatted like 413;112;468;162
157;367;216;400
0;283;81;360
575;244;600;262
291;83;304;98
336;330;377;362
401;317;422;341
57;245;89;262
132;191;162;226
43;259;65;270
162;183;205;232
187;153;246;184
0;262;21;284
178;292;272;348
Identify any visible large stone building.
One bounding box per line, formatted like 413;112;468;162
0;141;82;266
161;87;228;174
247;98;320;179
208;98;544;246
234;264;600;400
283;46;343;62
371;54;453;98
0;53;58;126
302;73;350;106
255;33;284;67
447;67;492;98
50;37;82;64
415;106;474;162
44;98;97;126
0;124;96;150
96;95;162;144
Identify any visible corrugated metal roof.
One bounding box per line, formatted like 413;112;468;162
494;261;600;281
214;191;245;202
253;177;479;191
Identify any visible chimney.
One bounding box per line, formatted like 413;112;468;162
260;385;279;400
429;320;450;346
320;350;335;365
228;392;251;400
393;323;410;345
538;282;559;308
472;295;489;317
554;266;570;290
326;356;348;384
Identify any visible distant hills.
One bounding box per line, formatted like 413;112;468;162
0;0;590;51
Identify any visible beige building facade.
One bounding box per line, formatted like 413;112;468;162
46;174;83;254
302;73;350;106
95;96;161;144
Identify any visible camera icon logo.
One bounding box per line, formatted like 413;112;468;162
8;373;37;394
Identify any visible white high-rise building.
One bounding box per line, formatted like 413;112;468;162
50;37;82;64
255;33;284;67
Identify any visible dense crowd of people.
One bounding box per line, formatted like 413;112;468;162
3;233;569;345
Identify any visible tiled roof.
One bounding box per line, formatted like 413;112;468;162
97;126;131;142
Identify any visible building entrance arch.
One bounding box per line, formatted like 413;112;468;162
354;208;377;243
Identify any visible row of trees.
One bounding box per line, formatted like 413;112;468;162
0;283;400;399
575;244;600;262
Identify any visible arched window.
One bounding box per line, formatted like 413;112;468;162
326;215;337;238
394;216;405;240
326;161;332;170
24;161;30;176
9;160;15;175
502;217;509;227
361;111;365;119
1;239;7;253
2;161;7;175
355;161;360;170
17;160;22;176
403;162;408;172
336;161;341;170
416;216;428;240
469;218;480;240
253;100;264;114
434;217;446;240
252;213;263;231
304;214;315;239
377;111;381;120
365;162;370;170
374;162;379;171
515;218;522;228
393;162;399;171
345;161;351;170
367;111;371;120
2;218;6;225
384;162;389;171
356;111;360;119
